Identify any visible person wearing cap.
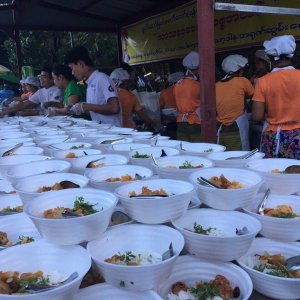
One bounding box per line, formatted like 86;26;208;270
110;67;154;129
1;66;63;116
252;35;300;159
250;49;271;86
48;64;86;117
216;54;254;151
65;46;121;126
20;79;30;100
173;51;201;142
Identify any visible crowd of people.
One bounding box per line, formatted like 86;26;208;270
1;34;299;159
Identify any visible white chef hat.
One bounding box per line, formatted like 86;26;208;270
263;35;296;61
110;68;130;87
182;51;199;70
25;76;40;88
167;71;184;84
221;54;248;74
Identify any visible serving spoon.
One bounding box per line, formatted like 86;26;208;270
225;148;259;160
162;243;174;261
197;177;222;189
2;143;23;157
256;188;271;215
59;180;80;189
285;255;300;271
86;157;105;168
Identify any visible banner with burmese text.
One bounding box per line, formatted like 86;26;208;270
121;0;300;64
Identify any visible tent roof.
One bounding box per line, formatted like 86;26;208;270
0;0;190;33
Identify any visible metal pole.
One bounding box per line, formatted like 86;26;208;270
197;0;216;143
69;31;74;47
117;26;123;65
12;7;22;76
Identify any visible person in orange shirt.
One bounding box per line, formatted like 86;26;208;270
216;55;254;151
252;35;300;159
110;68;155;129
160;71;184;139
173;51;201;142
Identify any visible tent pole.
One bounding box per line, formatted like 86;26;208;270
14;29;22;77
117;26;123;66
197;0;216;143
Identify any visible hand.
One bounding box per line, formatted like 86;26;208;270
47;107;57;116
69;103;84;115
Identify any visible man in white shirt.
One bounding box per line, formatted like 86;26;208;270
65;46;122;126
1;66;63;116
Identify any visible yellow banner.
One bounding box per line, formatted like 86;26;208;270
121;0;300;64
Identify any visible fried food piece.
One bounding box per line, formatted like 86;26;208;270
264;205;297;218
0;232;12;246
105;174;137;182
65;152;76;158
209;174;243;189
129;186;168;197
43;207;67;219
171;281;188;296
37;182;63;193
213;275;233;299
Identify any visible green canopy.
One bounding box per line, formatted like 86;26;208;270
0;73;19;84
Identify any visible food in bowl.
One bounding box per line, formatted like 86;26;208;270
264;205;298;218
87;162;105;168
37;180;80;192
105;250;162;266
204;148;213;153
70;144;85;149
186;222;227;237
43;196;99;219
131;151;151;159
209;174;243;189
106;174;138;182
65;152;77;158
129;186;168;197
167;275;240;300
249;252;300;278
272;165;300;174
167;161;204;169
1;205;23;213
0;270;67;294
0;232;35;247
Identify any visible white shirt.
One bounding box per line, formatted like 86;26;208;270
86;70;122;127
29;85;63;105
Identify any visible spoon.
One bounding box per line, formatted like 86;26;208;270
100;138;126;144
179;142;185;151
59;180;80;189
86;157;105;168
197;177;222;189
0;211;20;216
61;210;80;218
225;148;259;160
2;143;23;157
20;272;79;294
285;255;300;271
151;154;158;165
134;173;144;180
0;190;15;195
257;188;271;215
235;226;249;236
160;149;167;157
129;194;169;199
284;165;300;174
162;243;174;261
83;151;88;156
110;211;131;226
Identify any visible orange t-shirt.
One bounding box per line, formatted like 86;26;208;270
216;77;254;126
173;78;201;125
253;69;300;131
159;86;176;109
118;88;142;128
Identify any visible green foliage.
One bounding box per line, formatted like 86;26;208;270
2;31;118;76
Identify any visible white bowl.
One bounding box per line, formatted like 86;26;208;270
206;151;265;168
0;131;30;139
0;194;23;214
87;224;184;291
0;179;17;194
246;158;300;194
85;164;153;192
237;238;300;299
25;188;118;245
157;255;253;300
106;127;135;134
92;137;133;153
172;208;261;261
71;154;129;175
0;240;91;300
74;133;115;144
115;179;195;224
154;139;182;148
6;160;71;184
244;193;300;241
0;137;34;144
180;142;226;157
111;143;151;155
129;147;180;173
0;155;51;178
189;167;263;210
33;130;66;136
0;213;41;245
0;141;36;147
34;135;69;143
155;155;214;181
52;147;100;157
0;146;44;156
74;283;163;300
51;142;92;151
14;172;89;204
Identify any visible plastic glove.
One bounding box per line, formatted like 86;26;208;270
69;103;84;115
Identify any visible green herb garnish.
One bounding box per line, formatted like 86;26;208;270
70;144;85;149
118;251;136;263
132;151;150;158
271;212;297;218
254;264;291;278
14;235;35;245
204;148;213;152
189;281;221;300
19;275;51;287
73;196;98;215
193;222;215;235
179;160;193;169
120;280;125;287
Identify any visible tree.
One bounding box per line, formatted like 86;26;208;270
2;31;118;76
